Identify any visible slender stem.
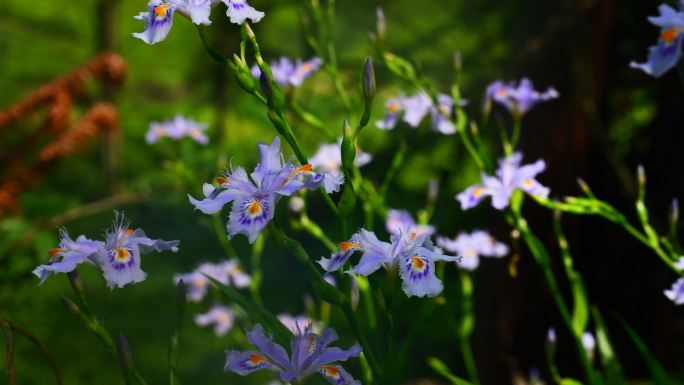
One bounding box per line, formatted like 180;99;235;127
342;303;383;384
300;213;338;251
1;318;63;385
0;320;16;385
290;100;336;140
509;115;522;151
458;271;479;385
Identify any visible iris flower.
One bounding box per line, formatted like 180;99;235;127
188;136;341;243
485;78;558;117
33;212;179;289
134;0;263;45
225;324;361;385
457;152;549;210
251;57;323;88
195;305;235;336
664;257;684;305
437;230;508;271
319;227;460;298
385;209;434;238
631;2;684;77
376;92;464;134
146;115;209;145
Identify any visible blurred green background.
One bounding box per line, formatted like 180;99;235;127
1;0;683;384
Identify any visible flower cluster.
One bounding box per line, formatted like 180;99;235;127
133;0;264;45
188;136;342;243
252;57;323;88
485;78;558;117
146;115;209;145
33;212;179;288
225;324;361;385
437;230;508;271
319;226;461;298
631;2;684;77
376;92;465;134
457;152;549;210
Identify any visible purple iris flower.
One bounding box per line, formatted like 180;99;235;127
486;78;558;117
33;213;178;288
457;152;550;210
146;115;209;145
631;3;684;77
32;229;103;283
225;323;361;385
195;304;235;336
385;209;435;238
318;227;460;298
222;0;264;24
251;57;322;88
94;212;179;289
175;259;251;302
664;257;684;305
309;139;372;178
133;1;177;45
437;230;508;271
188;136;339;243
376;92;465;134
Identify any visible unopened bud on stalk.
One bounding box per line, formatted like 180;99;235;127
427;179;439;203
176;279;186;322
453;52;462;73
362;57;376;100
60;295;79;314
576;178;592;196
67;270;85;299
670;198;679;225
259;72;272;102
116;332;135;379
637;164;646;187
233;54;256;93
376;7;386;42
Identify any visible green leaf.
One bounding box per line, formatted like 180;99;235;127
560;378;584;385
427;357;473;385
383;52;416;81
571;276;589;337
206;275;292;347
617;317;670;385
592;308;625;385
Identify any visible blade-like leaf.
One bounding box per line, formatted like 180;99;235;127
592;307;625;385
617;317;670;385
428;357;473;385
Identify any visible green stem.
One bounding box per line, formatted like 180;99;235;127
509;210;597;384
509;115;522;151
290;100;336;140
0;318;63;385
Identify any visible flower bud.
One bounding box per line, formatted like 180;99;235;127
233;54;256;93
670;198;679;226
637;164;646;187
453;52;462;73
60;295;79;314
376;7;386;42
259;71;273;102
362;57;376;100
176;279;187;323
116;332;135;380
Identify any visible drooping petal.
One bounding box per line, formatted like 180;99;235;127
306;344;361;374
32;230;104;283
133;1;175;45
171;0;213;25
223;0;265;25
665;277;684;305
348;229;393;275
227;194;275;243
128;229;180;253
188;187;241;214
224;350;280;375
399;253;443;297
98;245;147;289
246;324;292;370
318;239;362;272
318;365;361;385
630;30;684;77
456;185;490;210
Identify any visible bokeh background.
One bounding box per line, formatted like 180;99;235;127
1;0;683;384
